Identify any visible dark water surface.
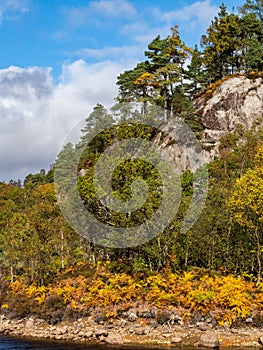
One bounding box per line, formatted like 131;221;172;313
0;335;192;350
0;335;252;350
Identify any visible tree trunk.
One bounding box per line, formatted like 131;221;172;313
10;265;14;283
60;230;65;270
256;228;261;286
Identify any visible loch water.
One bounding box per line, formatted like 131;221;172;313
0;335;193;350
0;335;254;350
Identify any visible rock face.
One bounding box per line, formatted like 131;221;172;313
195;75;263;160
155;75;263;172
154;118;207;174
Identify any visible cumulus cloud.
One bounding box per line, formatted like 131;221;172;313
0;0;29;24
163;0;214;22
0;60;127;182
89;0;136;18
116;0;219;47
162;0;218;38
78;45;144;65
65;0;136;27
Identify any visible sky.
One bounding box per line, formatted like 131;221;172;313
0;0;245;182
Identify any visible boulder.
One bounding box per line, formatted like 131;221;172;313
24;318;35;329
199;331;219;348
85;330;93;338
95;328;108;337
171;336;182;344
106;332;123;344
128;312;138;322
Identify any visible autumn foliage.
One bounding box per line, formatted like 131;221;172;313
1;262;263;326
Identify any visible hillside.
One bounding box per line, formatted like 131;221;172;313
0;0;263;347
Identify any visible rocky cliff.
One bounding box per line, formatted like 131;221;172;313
156;74;263;171
195;74;263;160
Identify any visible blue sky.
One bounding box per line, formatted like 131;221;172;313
0;0;245;75
0;0;245;181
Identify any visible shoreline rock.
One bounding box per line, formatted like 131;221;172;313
1;314;263;348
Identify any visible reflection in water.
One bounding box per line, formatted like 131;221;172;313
0;335;188;350
0;335;253;350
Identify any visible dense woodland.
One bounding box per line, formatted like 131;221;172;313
0;0;263;324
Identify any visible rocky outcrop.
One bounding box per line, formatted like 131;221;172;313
154;75;263;173
155;118;207;173
195;75;263;160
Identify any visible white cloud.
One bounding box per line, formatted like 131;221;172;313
133;27;170;46
65;0;136;27
120;22;149;36
0;60;128;182
162;0;218;36
78;45;144;65
118;1;218;47
0;0;29;24
89;0;136;18
163;0;217;22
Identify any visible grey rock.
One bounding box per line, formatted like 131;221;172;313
24;319;34;329
55;326;68;335
162;333;172;338
85;330;93;338
106;332;123;344
54;335;63;340
119;319;127;328
99;335;107;342
199;331;220;348
197;321;212;331
144;327;151;335
171;336;182;344
135;328;145;335
128;312;138;322
95;328;108;337
231;328;239;334
137;309;155;319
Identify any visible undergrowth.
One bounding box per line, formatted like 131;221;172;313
1;262;262;326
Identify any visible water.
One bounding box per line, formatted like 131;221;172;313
0;335;253;350
0;335;84;349
0;335;188;350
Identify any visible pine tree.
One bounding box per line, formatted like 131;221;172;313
184;45;205;95
239;0;263;22
239;12;263;71
201;9;241;80
116;61;151;103
145;35;170;72
244;33;263;71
